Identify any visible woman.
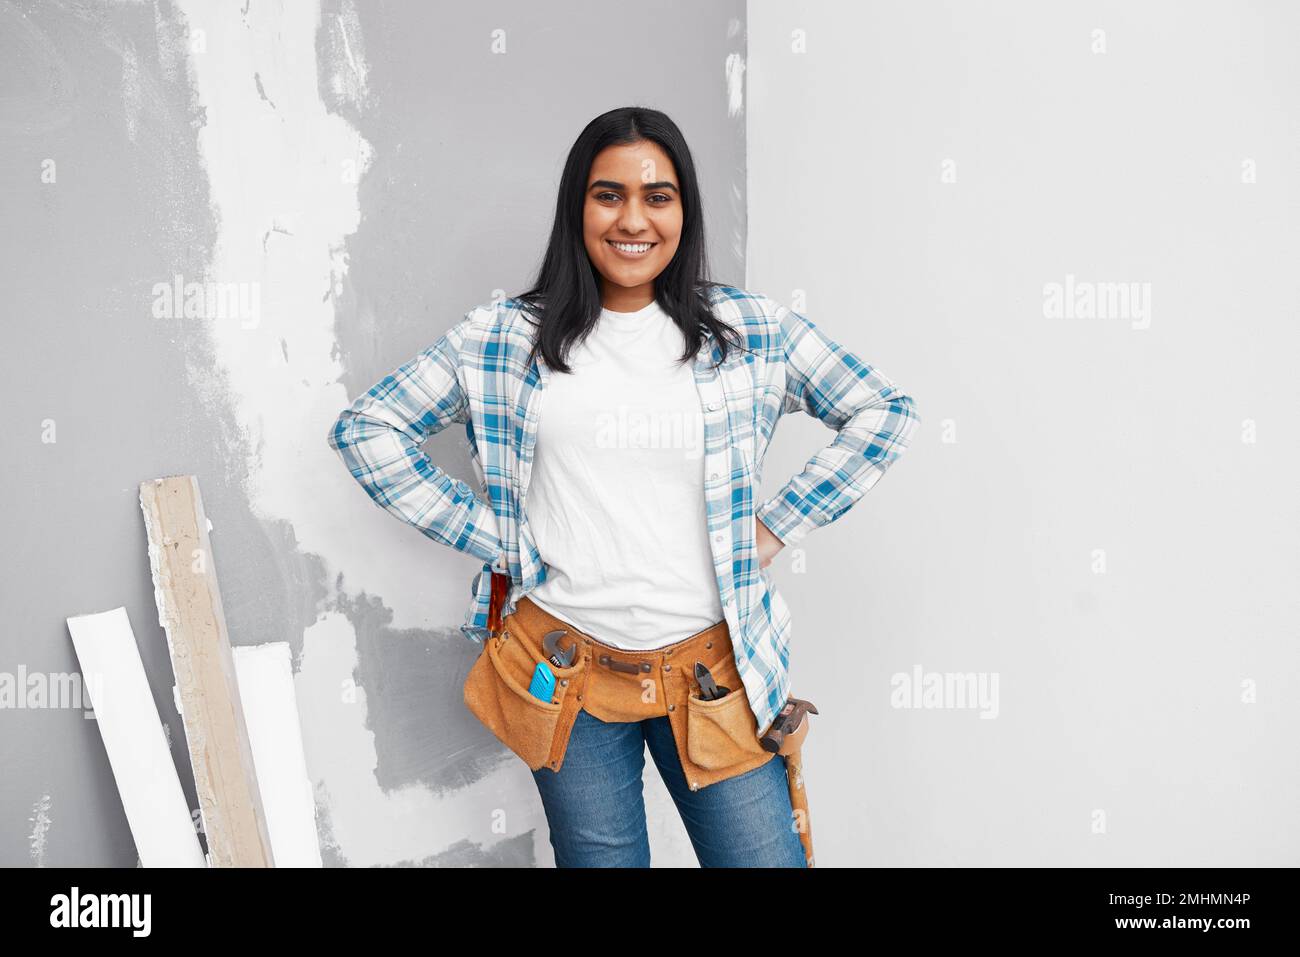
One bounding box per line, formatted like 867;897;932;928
328;106;919;867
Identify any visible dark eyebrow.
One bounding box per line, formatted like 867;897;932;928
589;179;679;194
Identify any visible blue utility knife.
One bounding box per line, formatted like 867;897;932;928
528;661;556;702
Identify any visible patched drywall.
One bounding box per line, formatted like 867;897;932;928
2;0;747;866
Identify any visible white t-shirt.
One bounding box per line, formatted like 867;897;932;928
522;298;724;649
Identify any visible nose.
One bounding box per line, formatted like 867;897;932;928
617;199;652;235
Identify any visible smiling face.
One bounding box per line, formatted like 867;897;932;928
582;140;683;312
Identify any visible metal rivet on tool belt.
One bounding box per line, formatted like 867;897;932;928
706;641;713;649
668;704;675;712
663;664;671;672
560;679;568;686
690;782;699;791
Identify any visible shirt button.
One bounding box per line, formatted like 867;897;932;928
707;401;720;411
709;472;719;480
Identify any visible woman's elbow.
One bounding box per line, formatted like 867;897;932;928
326;407;358;453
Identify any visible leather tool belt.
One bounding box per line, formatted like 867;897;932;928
462;579;817;866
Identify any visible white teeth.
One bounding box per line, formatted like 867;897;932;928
610;241;653;253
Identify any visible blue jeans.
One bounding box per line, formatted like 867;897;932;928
531;708;808;867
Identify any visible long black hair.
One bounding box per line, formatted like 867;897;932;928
515;106;745;373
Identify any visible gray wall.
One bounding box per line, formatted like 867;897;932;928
1;0;745;867
746;0;1298;865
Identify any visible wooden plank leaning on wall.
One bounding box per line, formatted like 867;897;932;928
139;475;274;867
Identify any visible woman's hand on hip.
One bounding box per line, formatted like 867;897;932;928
756;517;785;569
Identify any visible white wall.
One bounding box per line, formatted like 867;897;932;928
745;0;1299;865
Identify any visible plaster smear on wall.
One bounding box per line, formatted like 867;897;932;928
29;793;52;867
725;51;745;118
297;612;545;867
170;0;544;865
171;0;461;633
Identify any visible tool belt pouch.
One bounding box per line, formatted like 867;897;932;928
684;651;770;771
462;624;583;772
686;645;813;770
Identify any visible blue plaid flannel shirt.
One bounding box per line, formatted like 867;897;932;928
327;283;919;736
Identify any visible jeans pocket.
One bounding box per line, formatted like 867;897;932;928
463;631;580;771
685;686;770;770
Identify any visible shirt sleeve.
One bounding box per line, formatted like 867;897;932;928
326;314;505;565
754;302;920;549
